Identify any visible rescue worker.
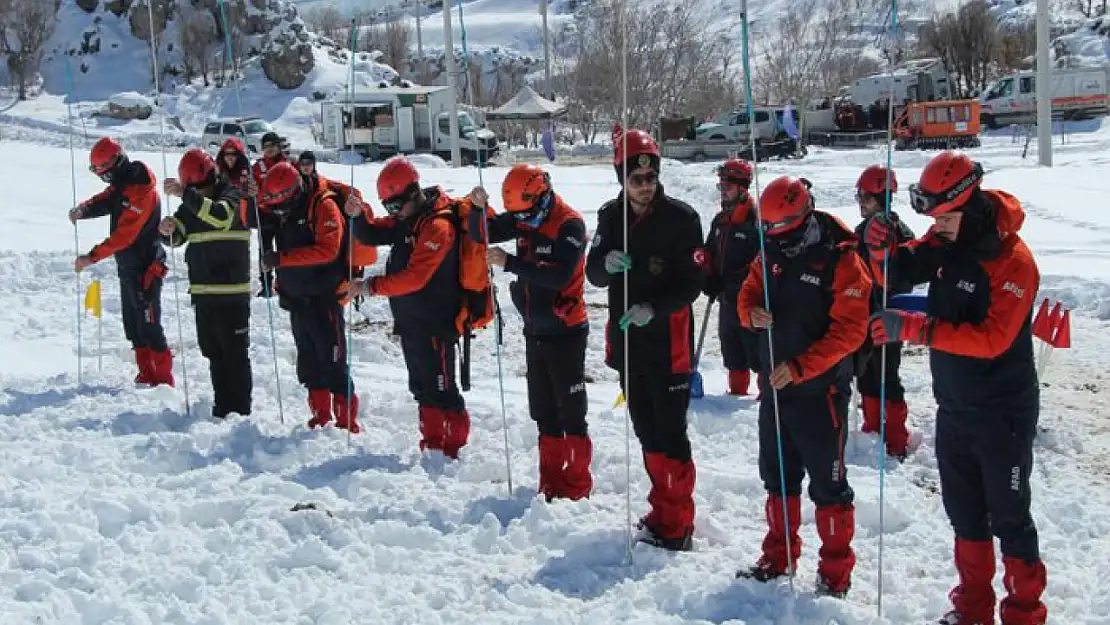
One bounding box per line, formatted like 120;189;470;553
216;137;251;191
250;132;288;297
585;125;704;551
348;156;471;458
703;158;761;396
70;136;174;387
256;161;359;433
159;148;253;418
735;176;872;598
866;151;1047;625
854;164;917;459
297;150;378;309
483;163;592;501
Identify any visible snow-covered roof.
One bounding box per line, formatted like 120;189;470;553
486;86;566;120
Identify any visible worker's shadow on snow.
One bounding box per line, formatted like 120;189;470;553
0;383;121;416
677;579;856;625
459;491;535;529
533;534;670;600
68;407;194;436
290;453;414;490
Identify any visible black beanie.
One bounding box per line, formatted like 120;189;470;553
299;150;316;164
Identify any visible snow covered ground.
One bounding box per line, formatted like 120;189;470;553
1;122;1109;624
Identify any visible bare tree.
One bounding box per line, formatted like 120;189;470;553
565;0;738;134
179;5;217;86
382;20;410;73
754;0;860;106
305;6;346;44
917;0;1029;95
0;0;55;100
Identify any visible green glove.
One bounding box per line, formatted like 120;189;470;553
604;250;632;274
618;303;654;330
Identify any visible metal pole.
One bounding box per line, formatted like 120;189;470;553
1035;0;1052;167
541;0;552;99
415;2;424;81
442;0;462;166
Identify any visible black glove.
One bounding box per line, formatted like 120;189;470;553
261;251;279;271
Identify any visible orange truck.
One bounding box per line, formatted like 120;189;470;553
893;100;982;150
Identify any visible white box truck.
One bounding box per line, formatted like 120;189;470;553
978;67;1110;128
321;85;498;165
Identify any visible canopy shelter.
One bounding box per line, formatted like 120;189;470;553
486;86;566;120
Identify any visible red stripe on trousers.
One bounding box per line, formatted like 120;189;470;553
669;307;691;374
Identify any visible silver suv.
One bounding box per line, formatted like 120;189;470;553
200;116;276;155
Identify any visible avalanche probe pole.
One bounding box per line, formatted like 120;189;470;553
741;0;794;592
66;57;83;386
459;0;513;496
147;0;191;416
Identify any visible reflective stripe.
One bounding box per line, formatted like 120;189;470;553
170;216;187;246
196;197;235;231
186;230;252;243
189;283;252;295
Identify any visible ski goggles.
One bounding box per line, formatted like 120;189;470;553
511;190;554;228
382;188;417;215
908;163;983;216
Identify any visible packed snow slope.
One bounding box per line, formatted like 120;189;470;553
1;124;1109;624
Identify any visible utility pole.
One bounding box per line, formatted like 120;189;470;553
541;0;552;99
1035;0;1052;166
443;0;461;166
411;0;424;82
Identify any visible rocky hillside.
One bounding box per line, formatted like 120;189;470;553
45;0;397;98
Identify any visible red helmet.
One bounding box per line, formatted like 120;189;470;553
178;148;217;187
758;175;814;236
502;164;552;213
90;137;125;178
612;127;660;166
909;150;983;216
856;165;897;196
260;161;303;210
377;156;420;203
717;159;754;186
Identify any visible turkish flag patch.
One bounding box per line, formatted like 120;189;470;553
692;247;707;269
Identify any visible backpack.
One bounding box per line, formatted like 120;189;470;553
432;196;498;391
322;177;379;269
433;196;496;337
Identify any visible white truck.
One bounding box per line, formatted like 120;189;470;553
320;85;499;165
802;57;955;146
659;107;805;162
978;67;1110;128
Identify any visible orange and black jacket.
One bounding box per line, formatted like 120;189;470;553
855;210;916;311
585;184;705;375
250;153;285;225
738;211;873;395
884;189;1039;409
352;186;461;338
704;197;760;309
77;159;165;273
488;194;588;337
253;187;345;300
163;181;251;303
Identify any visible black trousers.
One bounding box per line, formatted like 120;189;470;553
526;332;588;437
855;339;905;400
719;301;760;372
259;227;276;287
936;402;1041;563
119;267;168;351
759;388;854;507
288;297;352;395
619;370;692;461
195;299;252;414
400;333;465;411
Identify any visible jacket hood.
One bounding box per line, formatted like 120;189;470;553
982;188;1025;239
